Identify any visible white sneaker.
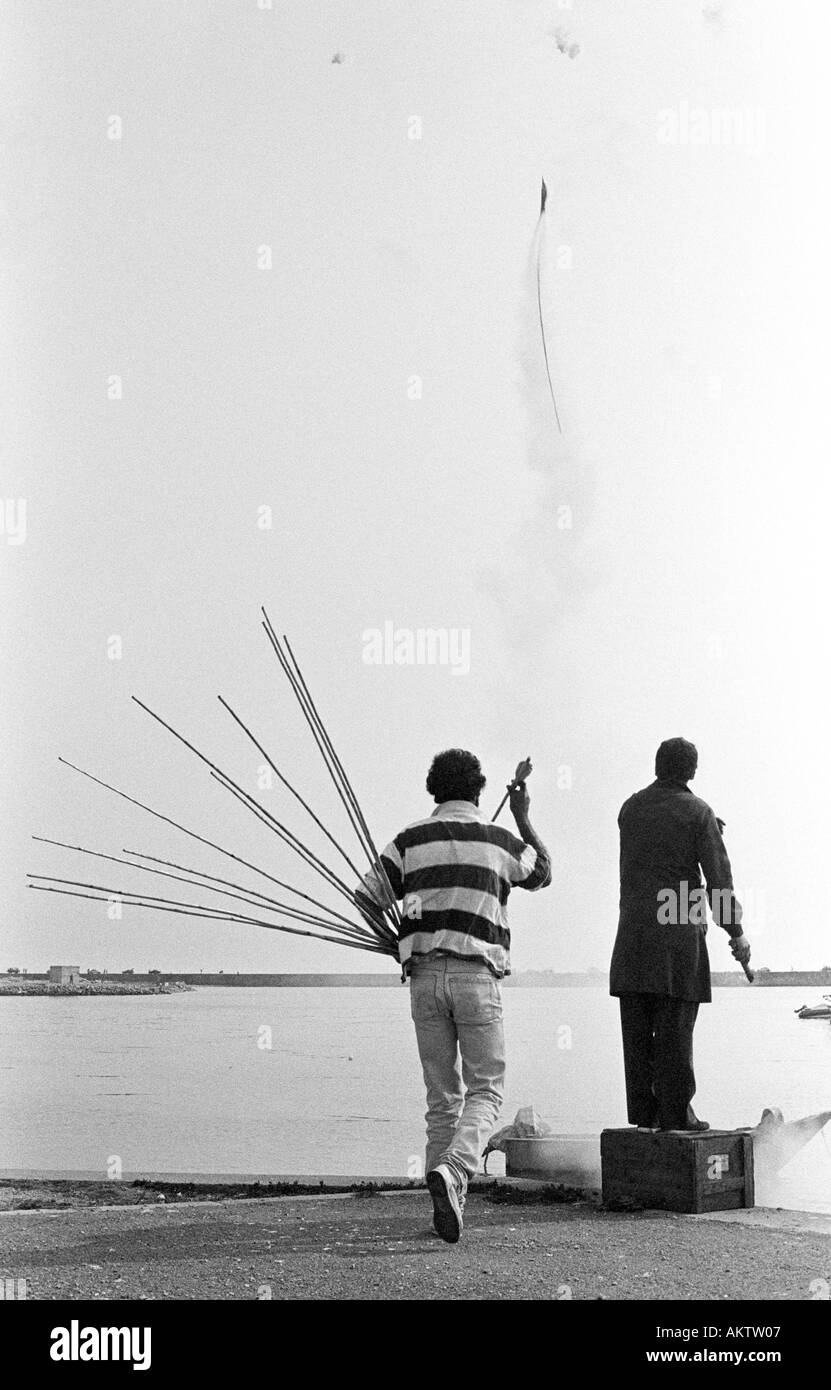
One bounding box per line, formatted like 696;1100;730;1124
431;1183;466;1235
427;1164;464;1243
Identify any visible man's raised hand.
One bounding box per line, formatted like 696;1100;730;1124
509;781;531;820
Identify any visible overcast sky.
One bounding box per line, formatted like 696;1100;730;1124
2;0;829;974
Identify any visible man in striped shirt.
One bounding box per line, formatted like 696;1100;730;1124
355;748;551;1243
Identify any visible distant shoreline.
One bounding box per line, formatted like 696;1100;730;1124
0;979;193;997
4;970;830;991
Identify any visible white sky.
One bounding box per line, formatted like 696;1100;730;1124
2;1;829;973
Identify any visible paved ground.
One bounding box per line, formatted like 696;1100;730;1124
2;1189;829;1300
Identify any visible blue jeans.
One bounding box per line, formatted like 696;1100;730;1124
409;955;506;1191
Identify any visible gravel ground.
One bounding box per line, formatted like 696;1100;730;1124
1;1191;829;1300
0;1178;403;1211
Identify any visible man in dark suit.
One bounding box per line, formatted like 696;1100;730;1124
609;738;751;1132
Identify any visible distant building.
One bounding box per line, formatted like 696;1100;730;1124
48;965;80;985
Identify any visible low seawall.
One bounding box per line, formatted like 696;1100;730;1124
0;978;193;997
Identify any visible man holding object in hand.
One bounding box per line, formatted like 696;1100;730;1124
610;737;750;1132
355;749;551;1242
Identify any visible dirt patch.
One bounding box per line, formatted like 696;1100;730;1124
0;1178;421;1211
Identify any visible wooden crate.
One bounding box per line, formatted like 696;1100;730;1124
601;1127;755;1213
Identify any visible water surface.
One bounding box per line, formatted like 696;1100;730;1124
1;985;829;1210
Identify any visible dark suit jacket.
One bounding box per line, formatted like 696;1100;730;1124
609;779;742;1004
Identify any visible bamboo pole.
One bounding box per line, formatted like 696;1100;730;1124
261;611;401;937
55;756;348;919
260;616;378;871
31;837;379;944
40;617;405;963
281;632;402;925
28;883;393;954
26;872;363;938
208;770;358;906
131;698;359;905
121;848;369;937
216;693;363;880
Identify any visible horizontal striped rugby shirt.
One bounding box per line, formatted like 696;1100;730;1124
355;799;551;978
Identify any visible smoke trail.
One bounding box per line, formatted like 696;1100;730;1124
478;181;604;655
535;180;563;434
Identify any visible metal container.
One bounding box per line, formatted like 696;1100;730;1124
504;1134;601;1188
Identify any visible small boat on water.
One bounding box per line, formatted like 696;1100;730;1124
795;996;831;1020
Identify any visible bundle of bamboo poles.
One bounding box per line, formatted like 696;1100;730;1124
28;609;401;961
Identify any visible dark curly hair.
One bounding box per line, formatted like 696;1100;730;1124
655;737;698;783
426;749;486;805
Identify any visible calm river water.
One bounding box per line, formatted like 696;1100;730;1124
1;986;829;1211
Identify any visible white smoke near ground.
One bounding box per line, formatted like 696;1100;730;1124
736;1108;831;1212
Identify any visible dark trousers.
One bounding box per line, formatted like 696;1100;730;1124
618;993;700;1130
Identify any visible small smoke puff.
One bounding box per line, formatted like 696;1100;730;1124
331;52;346;64
551;26;580;60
